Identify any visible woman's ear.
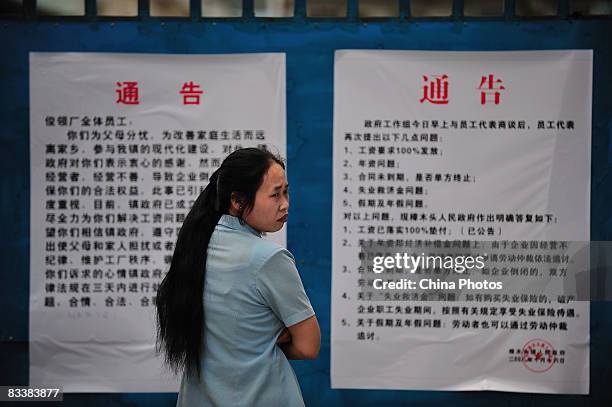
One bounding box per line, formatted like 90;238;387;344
229;192;243;215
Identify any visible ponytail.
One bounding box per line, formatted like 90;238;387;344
155;169;223;379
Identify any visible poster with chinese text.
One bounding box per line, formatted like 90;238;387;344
29;52;286;392
332;50;591;394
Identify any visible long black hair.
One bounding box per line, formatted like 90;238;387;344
155;147;285;379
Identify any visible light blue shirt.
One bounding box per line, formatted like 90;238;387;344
176;214;315;407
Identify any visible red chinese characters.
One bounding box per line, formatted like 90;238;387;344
419;74;506;105
180;81;204;105
478;74;505;105
420;74;449;105
115;81;205;105
116;81;140;105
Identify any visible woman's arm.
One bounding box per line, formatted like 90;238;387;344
278;315;320;360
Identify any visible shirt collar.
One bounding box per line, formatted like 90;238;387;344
218;214;262;238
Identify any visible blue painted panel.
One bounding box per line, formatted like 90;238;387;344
1;16;611;406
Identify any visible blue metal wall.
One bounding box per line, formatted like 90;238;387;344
1;1;611;405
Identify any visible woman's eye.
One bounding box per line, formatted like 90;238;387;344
271;193;279;197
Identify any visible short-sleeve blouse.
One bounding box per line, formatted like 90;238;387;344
175;214;315;407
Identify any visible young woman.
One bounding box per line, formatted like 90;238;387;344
155;147;320;407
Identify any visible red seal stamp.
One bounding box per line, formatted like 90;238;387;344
522;338;555;373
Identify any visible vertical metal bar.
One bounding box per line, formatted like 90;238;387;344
243;0;254;18
558;0;570;18
23;0;36;19
399;0;410;19
191;0;201;20
453;0;464;18
347;0;358;19
295;0;306;19
85;0;96;19
504;0;516;19
138;0;150;19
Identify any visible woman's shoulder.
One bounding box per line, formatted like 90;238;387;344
251;239;295;269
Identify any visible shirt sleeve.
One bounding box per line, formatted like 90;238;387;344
255;248;315;327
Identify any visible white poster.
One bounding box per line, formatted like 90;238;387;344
332;50;591;394
29;52;286;392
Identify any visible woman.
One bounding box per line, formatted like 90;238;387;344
156;147;320;407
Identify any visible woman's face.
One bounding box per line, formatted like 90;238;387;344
244;162;289;233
